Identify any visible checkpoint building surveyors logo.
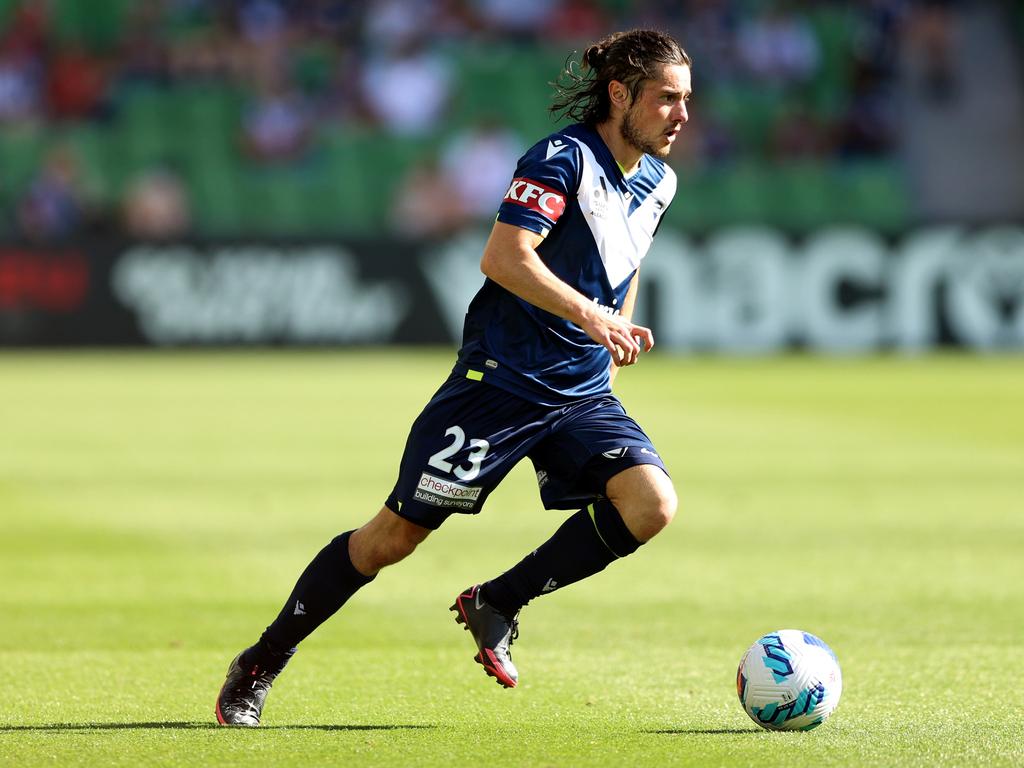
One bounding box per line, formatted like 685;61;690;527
414;472;482;511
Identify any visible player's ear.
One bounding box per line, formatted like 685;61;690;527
608;79;629;111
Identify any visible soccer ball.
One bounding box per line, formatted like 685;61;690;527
736;629;843;731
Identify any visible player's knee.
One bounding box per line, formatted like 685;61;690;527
607;466;677;542
639;484;677;539
656;483;678;529
619;477;677;542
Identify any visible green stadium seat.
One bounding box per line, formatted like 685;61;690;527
172;85;242;140
0;0;19;27
448;45;521;131
806;6;856;118
116;86;176;163
321;130;434;234
445;44;563;139
320;132;378;233
770;162;839;233
300;177;349;234
0;129;47;195
290;41;336;96
110;85;243;233
716;162;773;226
56;124;115;204
668;166;720;234
840;160;909;233
51;0;133;50
186;151;243;234
238;172;321;235
707;85;785;156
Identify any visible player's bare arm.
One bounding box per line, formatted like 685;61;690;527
481;221;654;366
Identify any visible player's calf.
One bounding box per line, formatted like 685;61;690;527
349;507;432;575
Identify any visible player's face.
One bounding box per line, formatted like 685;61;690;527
620;64;691;159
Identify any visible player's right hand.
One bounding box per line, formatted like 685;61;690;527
580;309;654;366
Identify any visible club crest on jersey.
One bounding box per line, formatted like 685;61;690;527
503;178;566;222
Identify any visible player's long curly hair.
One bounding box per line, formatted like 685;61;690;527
550;29;691;126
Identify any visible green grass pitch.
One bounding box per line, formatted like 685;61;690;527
1;350;1021;767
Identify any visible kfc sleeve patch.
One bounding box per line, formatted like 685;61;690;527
502;178;567;223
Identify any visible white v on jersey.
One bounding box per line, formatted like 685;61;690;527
455;122;677;405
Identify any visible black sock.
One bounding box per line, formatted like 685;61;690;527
481;499;642;616
250;531;374;664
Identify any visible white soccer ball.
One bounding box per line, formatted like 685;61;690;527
736;629;843;731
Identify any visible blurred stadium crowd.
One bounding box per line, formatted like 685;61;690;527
0;0;1008;241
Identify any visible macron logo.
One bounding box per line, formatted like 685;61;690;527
545;139;568;160
294;601;306;616
503;178;566;222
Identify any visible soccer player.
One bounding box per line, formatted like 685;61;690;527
216;29;692;726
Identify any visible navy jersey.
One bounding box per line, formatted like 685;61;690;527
454;122;677;406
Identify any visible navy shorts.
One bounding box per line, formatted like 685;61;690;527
384;372;668;530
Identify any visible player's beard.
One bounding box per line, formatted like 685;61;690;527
620;105;670;159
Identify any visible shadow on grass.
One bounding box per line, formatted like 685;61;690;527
0;722;436;733
645;728;760;735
